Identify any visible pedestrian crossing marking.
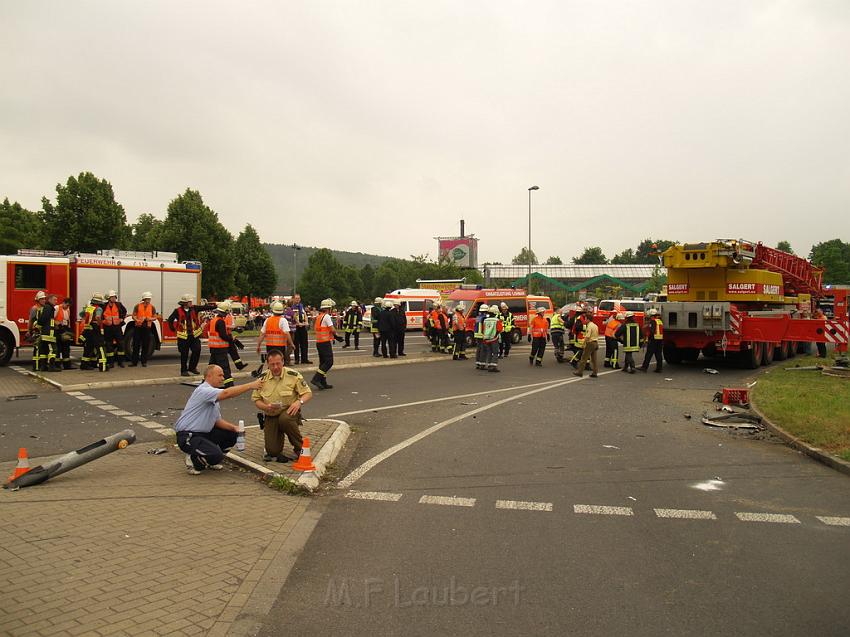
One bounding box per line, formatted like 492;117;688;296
495;500;553;512
574;504;633;516
345;490;403;502
735;512;800;524
654;509;717;520
816;516;850;526
419;495;476;507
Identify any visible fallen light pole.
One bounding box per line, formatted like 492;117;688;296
4;429;137;490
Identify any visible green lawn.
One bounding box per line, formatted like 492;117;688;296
754;355;850;461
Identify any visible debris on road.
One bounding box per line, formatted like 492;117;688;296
703;368;719;374
665;378;673;381
701;411;762;430
602;445;620;450
783;365;823;371
692;479;724;491
6;394;37;401
683;413;692;419
146;447;168;455
461;402;478;405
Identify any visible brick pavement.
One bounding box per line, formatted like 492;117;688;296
0;440;310;636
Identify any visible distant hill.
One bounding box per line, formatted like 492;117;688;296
264;243;391;294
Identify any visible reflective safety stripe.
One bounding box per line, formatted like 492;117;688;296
502;312;514;331
315;313;333;343
652;317;664;339
265;316;287;347
208;317;229;348
624;323;641;352
530;317;548;338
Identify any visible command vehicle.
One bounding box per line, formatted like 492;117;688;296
0;249;202;365
655;240;848;368
443;288;553;343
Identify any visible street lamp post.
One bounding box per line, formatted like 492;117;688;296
292;243;301;294
528;186;539;290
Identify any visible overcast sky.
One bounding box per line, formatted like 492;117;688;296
1;1;848;263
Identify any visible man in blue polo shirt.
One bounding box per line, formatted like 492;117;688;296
175;365;264;474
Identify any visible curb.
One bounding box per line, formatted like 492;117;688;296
750;399;850;478
24;354;452;393
224;419;351;492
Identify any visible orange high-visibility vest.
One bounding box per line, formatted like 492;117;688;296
452;312;465;332
315;313;333;343
530;316;549;338
225;313;234;332
208;316;229;349
604;318;621;338
134;303;154;327
430;309;442;329
103;302;122;326
265;316;287;347
54;306;66;325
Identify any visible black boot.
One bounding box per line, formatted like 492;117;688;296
310;373;325;390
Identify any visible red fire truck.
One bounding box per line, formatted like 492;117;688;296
443;288;554;343
0;250;202;365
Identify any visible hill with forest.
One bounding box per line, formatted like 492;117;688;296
264;243;391;294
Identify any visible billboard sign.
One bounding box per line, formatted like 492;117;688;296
438;237;477;268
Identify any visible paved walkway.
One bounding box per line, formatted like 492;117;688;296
0;441;311;637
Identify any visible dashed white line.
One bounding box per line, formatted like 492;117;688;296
574;504;634;516
110;410;132;416
816;516;850;527
87;400;107;406
419;495;476;507
345;490;403;502
75;395;96;401
140;422;163;429
735;512;801;524
155;428;172;435
66;391;85;396
654;508;717;520
495;500;553;512
122;416;148;422
98;405;121;411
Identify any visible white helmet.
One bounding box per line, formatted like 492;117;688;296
142;291;153;300
34;290;47;301
320;298;335;310
648;308;659;316
489;306;499;314
91;293;105;303
383;299;393;308
616;313;625;320
374;297;383;304
536;306;546;314
180;293;193;304
107;290;117;299
456;303;466;312
271;301;284;314
500;302;508;310
216;301;229;312
625;311;635;318
479;304;489;313
350;300;358;307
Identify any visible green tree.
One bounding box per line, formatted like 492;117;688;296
159;189;236;299
0;198;44;254
234;224;277;301
40;172;129;251
373;264;400;297
776;240;794;254
635;238;677;263
611;248;636;264
810;239;850;285
297;248;350;305
511;247;538;265
360;263;375;299
572;246;608;265
129;213;163;252
342;265;364;302
544;255;563;265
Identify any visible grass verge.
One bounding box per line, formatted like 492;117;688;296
753;355;850;461
268;475;311;496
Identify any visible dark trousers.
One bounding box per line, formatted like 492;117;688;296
103;325;124;364
605;336;619;367
452;331;466;359
209;348;233;387
530;337;546;364
623;350;637;371
293;327;309;363
82;328;107;371
227;342;243;367
132;325;152;364
499;331;512;357
344;329;360;348
35;335;58;370
396;330;405;355
641;339;663;371
178;336;201;373
177;429;236;470
372;330;381;356
380;330;396;357
551;332;565;361
55;327;72;367
316;341;334;378
263;414;303;457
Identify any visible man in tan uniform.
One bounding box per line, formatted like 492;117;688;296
574;307;600;378
252;349;312;462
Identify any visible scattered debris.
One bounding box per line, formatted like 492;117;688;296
350;391;358;394
746;381;758;388
692;479;725;491
29;435;40;439
6;394;37;401
460;402;478;405
665;378;673;381
627;496;637;501
703;368;719;375
602;445;620;450
146;447;168;455
783;365;823;371
683;413;692;419
701;410;762;430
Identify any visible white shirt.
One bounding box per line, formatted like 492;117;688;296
320;314;334;328
261;316;290;334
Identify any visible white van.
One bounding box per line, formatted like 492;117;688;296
363;288;442;331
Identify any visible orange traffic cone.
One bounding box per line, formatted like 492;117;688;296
292;438;316;472
7;448;30;483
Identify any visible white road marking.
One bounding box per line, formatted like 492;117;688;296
337;372;615;489
122;415;148;422
87;400;107;406
327;378;573;418
735;512;800;524
98;405;121;411
574;504;634;516
140;421;162;429
155;428;172;435
691;479;724;491
495;500;553;512
66;391;85;396
654;508;717;520
419;495;476;507
110;410;132;416
345;490;403;502
816;516;850;526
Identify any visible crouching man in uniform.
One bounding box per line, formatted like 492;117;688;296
174;365;263;475
253;349;312;463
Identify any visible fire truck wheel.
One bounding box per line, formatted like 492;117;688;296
774;341;789;361
742;342;762;369
0;332;13;365
663;342;683;364
511;329;522;344
786;342;797;359
760;342;774;366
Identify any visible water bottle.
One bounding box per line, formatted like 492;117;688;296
236;419;246;452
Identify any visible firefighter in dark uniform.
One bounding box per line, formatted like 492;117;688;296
222;300;248;370
549;308;567;363
640;308;664;373
392;299;407;356
29;291;47;371
102;290;127;368
129;291;156;367
615;311;642;373
311;298;342;390
371;297;383;357
35;293;61;372
54;297;75;369
377;299;396;358
80;293;108;372
342;300;363;349
168;293;203;377
498;302;514;358
208;302;236;387
451;304;468;360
